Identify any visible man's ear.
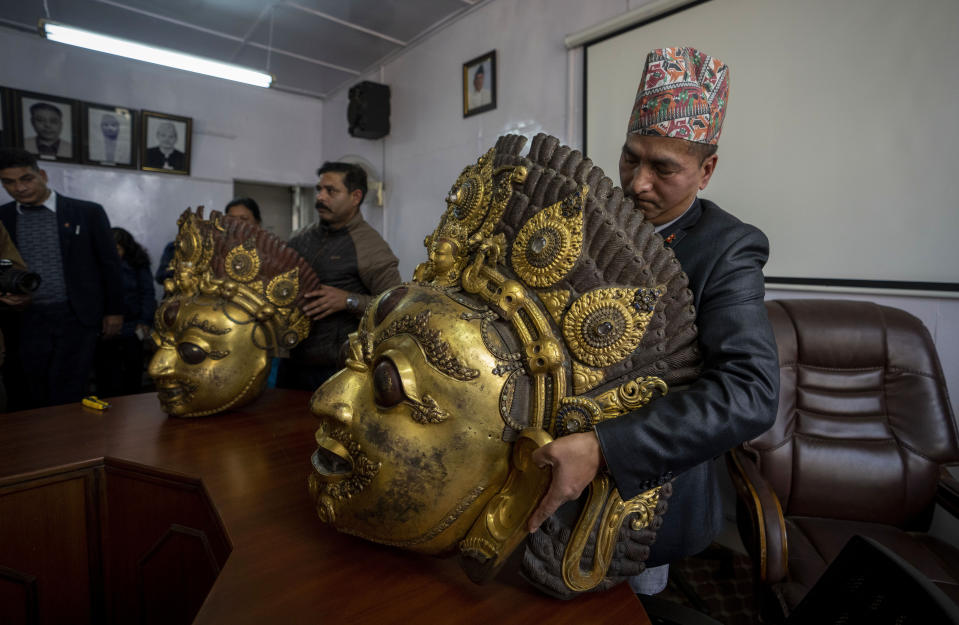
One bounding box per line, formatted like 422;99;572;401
350;188;363;208
698;154;718;191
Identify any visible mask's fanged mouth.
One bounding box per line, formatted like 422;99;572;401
311;432;353;480
155;379;198;406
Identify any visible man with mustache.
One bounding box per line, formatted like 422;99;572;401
277;161;402;391
526;47;780;596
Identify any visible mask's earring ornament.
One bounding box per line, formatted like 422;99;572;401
148;208;320;417
308;134;701;598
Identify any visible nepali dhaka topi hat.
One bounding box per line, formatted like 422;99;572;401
627;46;729;146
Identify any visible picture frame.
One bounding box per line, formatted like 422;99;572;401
0;87;10;148
15;90;80;162
140;110;191;175
463;50;496;118
81;102;138;169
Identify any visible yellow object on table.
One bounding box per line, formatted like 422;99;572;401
82;396;110;410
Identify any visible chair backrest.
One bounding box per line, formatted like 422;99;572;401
748;299;959;528
786;534;959;625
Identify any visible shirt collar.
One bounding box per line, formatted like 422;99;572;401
16;189;57;215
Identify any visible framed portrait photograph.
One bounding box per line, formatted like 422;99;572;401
0;87;10;147
81;102;137;168
140;110;191;175
463;50;496;118
15;90;79;162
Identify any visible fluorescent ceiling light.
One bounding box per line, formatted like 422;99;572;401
40;20;273;88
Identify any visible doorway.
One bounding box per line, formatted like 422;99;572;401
232;181;314;241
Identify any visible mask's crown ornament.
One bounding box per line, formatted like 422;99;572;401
150;209;321;417
164;209;317;353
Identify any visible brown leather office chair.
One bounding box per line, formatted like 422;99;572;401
727;299;959;621
786;535;959;624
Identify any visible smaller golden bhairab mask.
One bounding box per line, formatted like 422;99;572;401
308;134;702;598
148;209;319;417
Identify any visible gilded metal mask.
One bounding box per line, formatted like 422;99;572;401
149;209;319;417
309;134;702;597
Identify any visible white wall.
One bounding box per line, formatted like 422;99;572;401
0;28;323;273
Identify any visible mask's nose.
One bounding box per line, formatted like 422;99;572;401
309;368;357;425
148;344;176;378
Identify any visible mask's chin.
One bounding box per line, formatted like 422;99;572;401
155;379;198;415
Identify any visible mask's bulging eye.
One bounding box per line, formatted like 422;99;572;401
161;300;180;327
372;358;404;407
177;342;208;365
374;286;408;326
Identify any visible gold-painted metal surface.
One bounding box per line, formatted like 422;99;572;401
308;141;681;594
414;148;527;286
459;428;554;582
554;396;604;434
594;376;669;418
511;186;586;288
149;209;313;417
225;238;261;282
540;289;571;325
308;285;517;554
266;268;300;307
562;478;662;592
557;373;668;590
374;310;479;381
563;287;664;367
572;362;605;395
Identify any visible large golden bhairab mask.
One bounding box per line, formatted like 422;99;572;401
309;134;702;597
149;210;319;417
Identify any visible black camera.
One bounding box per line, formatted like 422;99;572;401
0;258;41;294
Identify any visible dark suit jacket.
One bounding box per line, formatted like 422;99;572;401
595;198;779;565
144;147;186;171
0;195;124;327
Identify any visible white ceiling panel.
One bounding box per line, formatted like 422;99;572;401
0;0;486;98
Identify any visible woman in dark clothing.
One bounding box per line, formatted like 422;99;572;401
95;228;157;397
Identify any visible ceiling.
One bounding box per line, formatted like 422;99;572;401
0;0;485;99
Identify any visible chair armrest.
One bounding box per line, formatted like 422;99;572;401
936;468;959;518
725;447;789;583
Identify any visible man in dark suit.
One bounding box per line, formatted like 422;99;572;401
527;47;779;593
0;148;123;409
144;121;186;171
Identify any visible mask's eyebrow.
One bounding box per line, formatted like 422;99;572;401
372;309;479;381
184;314;232;335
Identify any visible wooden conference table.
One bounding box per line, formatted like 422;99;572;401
0;389;650;625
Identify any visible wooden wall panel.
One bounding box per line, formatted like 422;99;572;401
0;460;229;625
0;471;96;625
100;463;230;625
0;565;38;625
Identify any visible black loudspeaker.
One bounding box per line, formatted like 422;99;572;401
347;81;390;139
